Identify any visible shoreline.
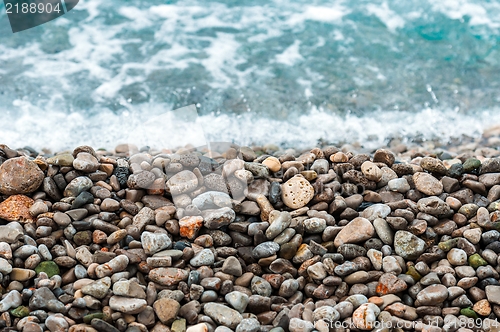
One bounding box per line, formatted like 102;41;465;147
0;142;500;331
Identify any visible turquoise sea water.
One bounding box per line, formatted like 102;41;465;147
0;0;500;150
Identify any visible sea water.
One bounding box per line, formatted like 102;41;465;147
0;0;499;151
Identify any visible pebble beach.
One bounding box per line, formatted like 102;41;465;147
2;136;500;332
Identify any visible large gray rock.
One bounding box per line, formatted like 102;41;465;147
204;303;243;329
394;230;426;260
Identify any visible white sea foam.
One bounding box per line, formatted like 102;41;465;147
275;40;303;66
367;2;405;32
1;101;499;152
432;0;500;28
287;5;349;26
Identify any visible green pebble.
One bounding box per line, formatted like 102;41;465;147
460;307;478;319
10;306;29;318
35;261;60;278
73;231;92;246
463;158;481;173
171;319;186;332
279;242;298;260
469;253;488;269
406;266;422;281
438;238;459;252
491;222;500;232
83;312;104;324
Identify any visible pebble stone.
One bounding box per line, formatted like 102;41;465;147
0;157;44;195
393;230;426;260
0;142;499;332
334;217;375;247
413;172;444;196
203;303;243;329
281;176;314;209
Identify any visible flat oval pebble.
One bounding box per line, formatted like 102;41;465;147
262;157;281;173
416;284;449;305
361;204;391;221
303;217;327;233
334;217;375;247
413;172;443;196
141;231;172;255
252;241;280;259
167;170;199;195
387;178;410;193
203;303;243;329
109;296;147;314
73;152;99;173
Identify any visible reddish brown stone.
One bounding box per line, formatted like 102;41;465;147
0;157;44;195
312;284;336;299
147;178;166;196
298;256;321;276
92;230;108;244
368;296;384;306
385;303;406;317
179;216;203;240
0;194;34;222
262;274;285;289
376;273;408;295
149;268;189;286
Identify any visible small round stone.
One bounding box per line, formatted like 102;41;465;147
447;248;468;266
361;161;383;182
262;157;281;173
281;176;314;209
